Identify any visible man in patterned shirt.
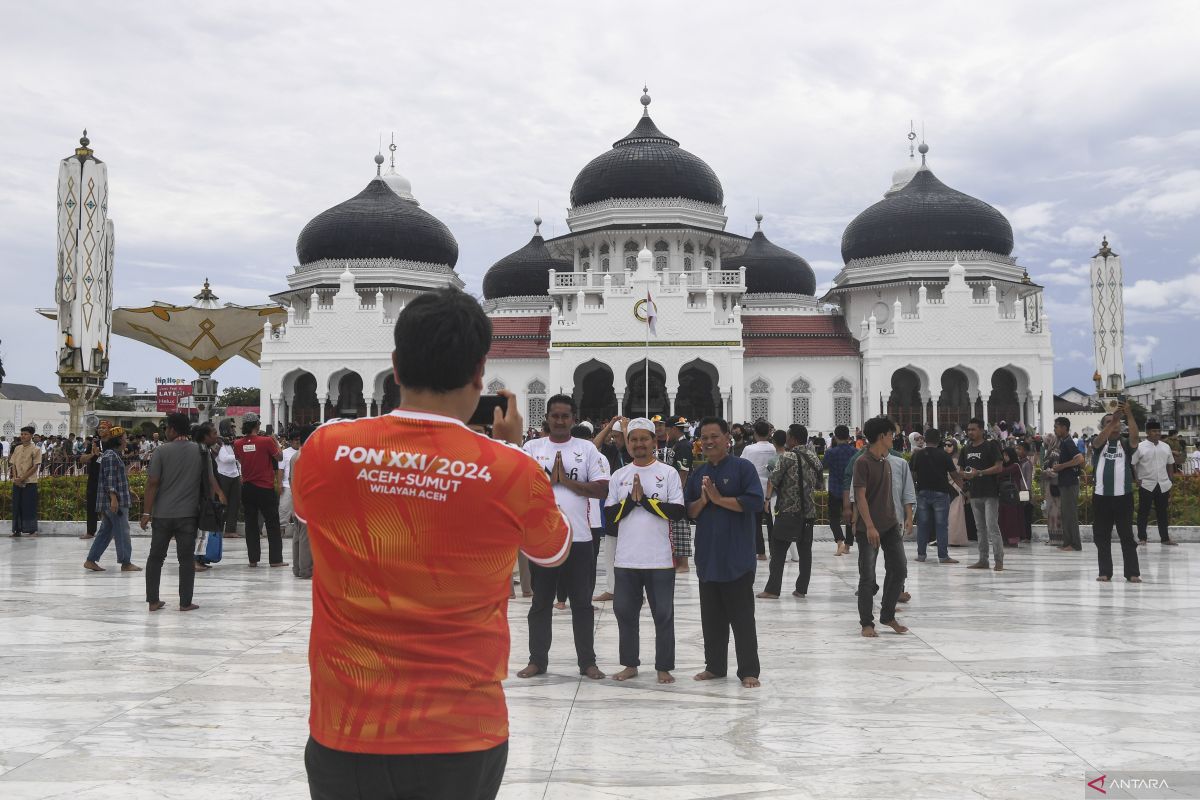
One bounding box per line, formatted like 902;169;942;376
83;426;141;573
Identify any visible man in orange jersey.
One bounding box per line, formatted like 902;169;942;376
293;288;571;800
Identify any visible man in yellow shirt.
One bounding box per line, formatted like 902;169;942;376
10;426;42;537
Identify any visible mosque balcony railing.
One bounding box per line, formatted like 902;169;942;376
550;268;744;294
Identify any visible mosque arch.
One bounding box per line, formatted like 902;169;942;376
937;367;974;433
289;371;320;426
988;368;1022;430
624;359;667;418
574;360;617;422
886;366;925;433
327;369;367;419
676;359;720;421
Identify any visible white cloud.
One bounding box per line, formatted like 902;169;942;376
1049;258;1073;268
1126;335;1160;368
1124;267;1200;312
1037;262;1091;286
1001;201;1059;233
1121;129;1200;153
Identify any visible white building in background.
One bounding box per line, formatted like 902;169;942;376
259;91;1055;435
0;384;70;438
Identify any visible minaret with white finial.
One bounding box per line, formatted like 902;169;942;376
54;129;115;435
1090;235;1126;410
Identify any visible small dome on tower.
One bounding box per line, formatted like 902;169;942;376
730;216;817;295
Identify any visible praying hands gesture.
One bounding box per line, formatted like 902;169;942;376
630;474;644;503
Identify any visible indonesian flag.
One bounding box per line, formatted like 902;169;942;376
645;289;657;336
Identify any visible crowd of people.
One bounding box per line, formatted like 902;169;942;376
4;284;1198;799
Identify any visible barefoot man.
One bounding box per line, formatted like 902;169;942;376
684;416;764;688
854;417;909;638
606;418;686;684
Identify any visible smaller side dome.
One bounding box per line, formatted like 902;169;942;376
482;220;571;300
731;216;817;295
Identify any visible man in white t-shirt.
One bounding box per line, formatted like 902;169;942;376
739;419;777;561
278;431;302;535
606;418;686;684
519;395;610;680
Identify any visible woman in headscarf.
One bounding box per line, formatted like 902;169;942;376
1040;431;1062;547
944;438;969;547
908;430;925;453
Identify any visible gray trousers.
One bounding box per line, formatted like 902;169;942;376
969;496;1003;566
1059;483;1082;550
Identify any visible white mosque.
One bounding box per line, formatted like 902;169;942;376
257;90;1054;434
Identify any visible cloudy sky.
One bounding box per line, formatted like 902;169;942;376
3;1;1198;399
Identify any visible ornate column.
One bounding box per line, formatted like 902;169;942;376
980;393;991;427
920;391;932;430
615;392;625;418
319;394;328;423
930;393;940;431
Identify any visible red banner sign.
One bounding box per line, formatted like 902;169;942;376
156;384;193;412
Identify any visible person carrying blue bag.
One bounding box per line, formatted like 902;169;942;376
192;422;227;570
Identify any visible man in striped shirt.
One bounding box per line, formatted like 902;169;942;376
1090;403;1141;583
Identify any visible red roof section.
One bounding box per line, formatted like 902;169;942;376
488;315;551;359
741;315;860;358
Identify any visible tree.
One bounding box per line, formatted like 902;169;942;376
95;393;135;411
1127;397;1148;429
219;386;260;407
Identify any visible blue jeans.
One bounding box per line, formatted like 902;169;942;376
916;490;951;561
87;508;133;565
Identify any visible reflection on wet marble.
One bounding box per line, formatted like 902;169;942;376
1;537;1197;799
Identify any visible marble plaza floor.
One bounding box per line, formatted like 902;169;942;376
0;537;1197;800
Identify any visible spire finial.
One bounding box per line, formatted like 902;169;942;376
75;129;94;159
640;85;651;116
754;212;763;230
907;121;916;160
533;215;542;234
1096;236;1115;258
389;132;397;171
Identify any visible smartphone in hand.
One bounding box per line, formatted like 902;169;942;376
469;395;508;427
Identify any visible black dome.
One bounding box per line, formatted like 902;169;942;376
840;167;1013;263
570;114;724;207
482;227;570;300
734;224;817;295
296;178;458;266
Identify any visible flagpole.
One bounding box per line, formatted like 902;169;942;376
644;315;650;416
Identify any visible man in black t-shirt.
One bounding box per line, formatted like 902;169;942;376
1050;416;1085;551
911;429;960;564
957;418;1005;571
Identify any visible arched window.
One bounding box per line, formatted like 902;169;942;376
654;240;669;271
749;378;770;423
600;243;610;255
582;261;590;271
601;257;610;272
487;378;506;393
2;422;14;438
684;256;693;271
833;378;853;427
624;240;639;270
704;259;713;270
624;241;639;253
790;378;811;426
625;255;637;270
683;242;695;254
527;379;547;428
58;422;68;436
579;247;590;259
42;423;53;436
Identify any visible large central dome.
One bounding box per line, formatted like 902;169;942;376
840;149;1013;263
569;90;723;208
296;166;458;267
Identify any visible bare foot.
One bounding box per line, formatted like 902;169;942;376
84;561;105;572
1127;576;1142;583
612;666;638;681
693;670;723;681
1096;576;1111;582
79;534;94;540
898;591;911;603
883;620;909;634
554;601;567;610
792;591;806;598
121;563;142;572
993;565;1004;572
522;591;534;598
657;671;675;684
756;591;779;599
582;665;605;680
517;663;544;679
180;604;199;611
148;601;166;612
593;592;614;602
675;564;690;574
270;562;289;567
756;554;768;561
861;626;878;638
741;677;761;688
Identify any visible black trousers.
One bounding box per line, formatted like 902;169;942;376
146;516;197;606
755;510;772;556
305;736;507;800
828;494;850;545
86;468;99;536
1137;486;1171;542
614;567;675;671
698;571;760;679
763;526;813;596
241;482;283;564
855;526;906;628
216;473;242;534
1094;494;1140;579
528;542;596;672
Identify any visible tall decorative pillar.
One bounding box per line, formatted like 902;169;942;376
54;131;114;435
1090;237;1125;410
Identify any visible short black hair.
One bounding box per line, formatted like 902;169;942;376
833;424;850;441
698;416;729;435
191;422;215;443
772;429;787;447
393;288;491;393
1054;417;1071;429
20;425;35;434
753;419;771;438
788;423;807;444
546;394;576;415
924;428;942;446
1146;419;1162;431
966;417;985;430
570;423;591;439
863;416;893;444
241;419;259;436
165;413;192;438
1002;447;1018;465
